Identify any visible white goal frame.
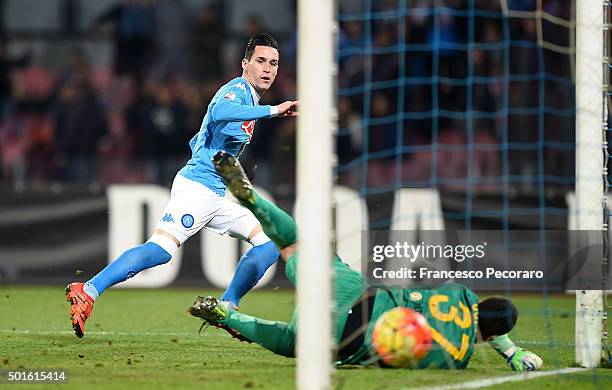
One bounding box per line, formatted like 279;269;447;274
575;0;606;368
296;0;335;389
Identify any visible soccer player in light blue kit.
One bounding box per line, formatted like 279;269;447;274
66;33;299;338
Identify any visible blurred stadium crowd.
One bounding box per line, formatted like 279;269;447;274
0;0;574;193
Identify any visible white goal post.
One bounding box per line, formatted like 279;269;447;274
575;0;606;368
296;0;335;389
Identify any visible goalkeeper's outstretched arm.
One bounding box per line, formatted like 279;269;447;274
478;297;543;371
487;334;543;371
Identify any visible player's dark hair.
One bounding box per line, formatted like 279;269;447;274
477;297;517;340
244;33;279;60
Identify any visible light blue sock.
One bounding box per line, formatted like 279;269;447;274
83;282;100;300
87;242;172;297
221;241;279;307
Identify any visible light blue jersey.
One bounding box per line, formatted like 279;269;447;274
179;77;274;196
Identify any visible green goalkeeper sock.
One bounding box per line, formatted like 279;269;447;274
221;311;295;357
245;190;297;249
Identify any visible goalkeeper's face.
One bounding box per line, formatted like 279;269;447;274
242;45;279;93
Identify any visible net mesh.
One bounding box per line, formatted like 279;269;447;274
334;0;610;375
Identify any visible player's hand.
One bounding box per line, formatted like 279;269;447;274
506;348;543;371
275;101;299;117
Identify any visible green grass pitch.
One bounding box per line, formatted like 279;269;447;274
0;286;611;389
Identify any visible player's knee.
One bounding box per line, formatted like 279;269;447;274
147;233;179;258
279;244;297;262
248;229;270;246
247;225;263;242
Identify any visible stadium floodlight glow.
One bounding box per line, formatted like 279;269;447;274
574;0;606;368
297;0;335;389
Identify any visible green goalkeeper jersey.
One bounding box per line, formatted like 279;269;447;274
341;283;480;369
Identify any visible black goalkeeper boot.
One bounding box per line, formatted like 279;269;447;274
212;151;255;206
188;296;252;343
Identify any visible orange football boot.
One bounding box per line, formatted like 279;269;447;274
65;282;94;338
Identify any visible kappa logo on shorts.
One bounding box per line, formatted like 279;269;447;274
161;213;174;223
181;214;195;228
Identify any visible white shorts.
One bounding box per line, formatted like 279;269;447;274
154;174;259;245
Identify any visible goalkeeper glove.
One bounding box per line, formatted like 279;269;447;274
506;348;543;372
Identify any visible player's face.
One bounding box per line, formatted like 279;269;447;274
242;45;279;93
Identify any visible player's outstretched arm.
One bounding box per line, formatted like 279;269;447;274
212;97;277;122
211;97;299;122
488;334;543;371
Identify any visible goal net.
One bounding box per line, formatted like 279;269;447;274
297;0;610;388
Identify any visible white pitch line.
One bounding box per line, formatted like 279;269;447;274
0;329;212;337
0;331;571;344
409;367;590;390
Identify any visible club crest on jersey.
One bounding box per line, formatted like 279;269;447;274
181;214;195;228
410;292;423;301
223;91;237;101
241;120;255;140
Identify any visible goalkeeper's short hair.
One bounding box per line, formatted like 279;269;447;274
477;297;518;340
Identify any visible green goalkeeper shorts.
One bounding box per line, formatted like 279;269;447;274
284;253;369;342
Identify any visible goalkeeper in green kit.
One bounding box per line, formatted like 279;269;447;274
189;151;544;371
